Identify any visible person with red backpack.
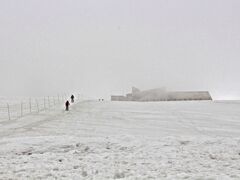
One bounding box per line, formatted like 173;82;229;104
65;100;70;111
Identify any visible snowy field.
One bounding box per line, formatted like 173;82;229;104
0;100;240;179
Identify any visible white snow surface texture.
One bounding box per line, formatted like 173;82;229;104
0;100;240;179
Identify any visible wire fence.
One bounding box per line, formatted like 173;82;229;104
0;94;68;122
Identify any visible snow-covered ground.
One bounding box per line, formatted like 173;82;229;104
0;100;240;179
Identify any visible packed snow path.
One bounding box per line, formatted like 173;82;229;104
0;100;240;179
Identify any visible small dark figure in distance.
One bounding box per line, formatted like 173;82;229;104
65;100;70;111
71;95;75;103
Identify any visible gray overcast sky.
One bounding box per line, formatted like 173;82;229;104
0;0;240;100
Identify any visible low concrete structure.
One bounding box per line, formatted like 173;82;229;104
111;87;212;101
111;95;127;101
167;91;212;101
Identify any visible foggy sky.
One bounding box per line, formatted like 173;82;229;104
0;0;240;100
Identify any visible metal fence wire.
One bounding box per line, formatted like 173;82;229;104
0;95;67;122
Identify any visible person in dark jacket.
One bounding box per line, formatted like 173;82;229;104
65;100;70;111
71;95;75;103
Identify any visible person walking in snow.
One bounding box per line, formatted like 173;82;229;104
65;100;70;111
71;95;75;103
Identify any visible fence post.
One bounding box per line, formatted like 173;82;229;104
44;97;46;110
21;102;23;117
53;97;56;105
48;96;50;108
36;99;39;112
58;95;60;103
29;98;32;113
7;103;10;120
